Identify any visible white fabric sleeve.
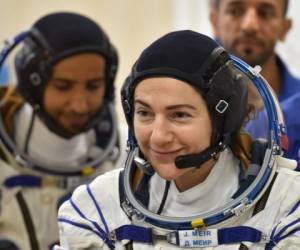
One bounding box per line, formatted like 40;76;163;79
265;167;300;249
58;184;108;250
57;169;128;250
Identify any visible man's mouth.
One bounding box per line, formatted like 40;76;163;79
236;37;264;48
64;115;89;128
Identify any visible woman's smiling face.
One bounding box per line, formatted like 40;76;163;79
133;77;213;186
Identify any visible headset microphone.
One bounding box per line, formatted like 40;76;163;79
175;140;227;169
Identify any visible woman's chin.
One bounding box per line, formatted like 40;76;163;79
159;174;174;181
155;168;180;181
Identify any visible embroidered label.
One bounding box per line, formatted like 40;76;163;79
178;229;218;248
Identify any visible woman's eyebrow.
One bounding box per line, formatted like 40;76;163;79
166;104;196;110
134;99;196;110
134;99;150;108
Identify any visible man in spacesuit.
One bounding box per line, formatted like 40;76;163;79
0;12;125;249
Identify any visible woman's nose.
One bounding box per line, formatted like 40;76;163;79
150;118;174;146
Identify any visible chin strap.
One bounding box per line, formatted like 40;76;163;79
175;140;227;169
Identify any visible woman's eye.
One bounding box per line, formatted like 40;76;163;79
136;109;150;117
173;111;191;119
135;109;154;122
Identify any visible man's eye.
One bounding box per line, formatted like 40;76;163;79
87;81;104;91
53;83;70;91
227;7;244;17
258;9;275;20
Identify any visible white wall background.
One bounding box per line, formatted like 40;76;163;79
1;0;299;124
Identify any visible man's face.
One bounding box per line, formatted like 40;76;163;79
210;0;291;66
43;53;106;135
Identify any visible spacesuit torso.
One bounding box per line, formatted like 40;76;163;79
0;87;124;250
57;150;300;250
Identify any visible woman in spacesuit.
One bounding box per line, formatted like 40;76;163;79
57;30;300;249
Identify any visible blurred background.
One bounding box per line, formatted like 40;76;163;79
0;0;299;124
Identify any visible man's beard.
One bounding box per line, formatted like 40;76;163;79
229;40;276;67
238;48;273;67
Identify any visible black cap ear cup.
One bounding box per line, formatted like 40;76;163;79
15;36;50;106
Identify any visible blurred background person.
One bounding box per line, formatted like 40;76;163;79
209;0;300;167
0;63;9;85
209;0;300;108
0;12;125;249
280;92;300;169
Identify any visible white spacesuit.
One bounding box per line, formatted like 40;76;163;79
57;30;300;250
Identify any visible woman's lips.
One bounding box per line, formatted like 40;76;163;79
150;148;182;160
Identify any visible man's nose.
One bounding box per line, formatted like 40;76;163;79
240;8;260;34
69;91;89;114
